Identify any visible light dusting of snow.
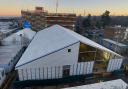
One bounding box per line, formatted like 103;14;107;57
62;79;127;89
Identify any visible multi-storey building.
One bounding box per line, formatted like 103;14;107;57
46;13;76;30
21;7;47;31
21;7;76;31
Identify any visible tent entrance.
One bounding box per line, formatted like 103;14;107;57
63;65;70;77
78;43;109;73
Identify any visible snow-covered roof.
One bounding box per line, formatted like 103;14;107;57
2;34;21;44
0;45;22;65
62;79;127;89
0;22;15;34
16;25;122;68
16;28;36;40
2;28;36;45
0;68;4;72
103;39;127;47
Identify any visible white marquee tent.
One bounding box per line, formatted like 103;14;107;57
16;25;122;68
15;25;123;81
2;28;36;45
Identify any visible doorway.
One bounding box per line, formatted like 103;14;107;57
63;65;70;77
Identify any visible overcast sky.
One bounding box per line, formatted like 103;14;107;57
0;0;128;16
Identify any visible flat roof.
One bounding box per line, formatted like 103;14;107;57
0;45;22;65
62;79;127;89
0;22;15;34
103;39;127;47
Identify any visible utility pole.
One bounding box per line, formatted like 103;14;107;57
123;28;128;41
56;0;59;14
115;28;120;53
84;10;86;16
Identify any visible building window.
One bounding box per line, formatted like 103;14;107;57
68;49;71;52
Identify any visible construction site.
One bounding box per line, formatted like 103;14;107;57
21;7;76;31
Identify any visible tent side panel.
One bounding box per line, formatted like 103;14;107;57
17;61;95;81
17;42;80;80
70;61;94;76
17;42;80;69
107;59;123;72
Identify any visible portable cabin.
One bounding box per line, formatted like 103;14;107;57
0;68;5;87
15;25;123;81
102;39;128;54
1;28;36;46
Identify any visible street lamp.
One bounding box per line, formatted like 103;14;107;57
56;0;59;14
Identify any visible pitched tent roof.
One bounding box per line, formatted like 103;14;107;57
103;38;127;47
62;79;127;89
58;25;122;57
16;25;79;68
16;25;122;68
2;28;36;44
16;28;36;40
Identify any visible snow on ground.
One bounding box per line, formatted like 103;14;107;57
62;79;127;89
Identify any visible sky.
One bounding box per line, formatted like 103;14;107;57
0;0;128;16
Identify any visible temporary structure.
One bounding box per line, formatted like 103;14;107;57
15;25;123;81
1;28;36;46
0;45;23;73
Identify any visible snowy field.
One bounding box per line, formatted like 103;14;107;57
63;79;128;89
